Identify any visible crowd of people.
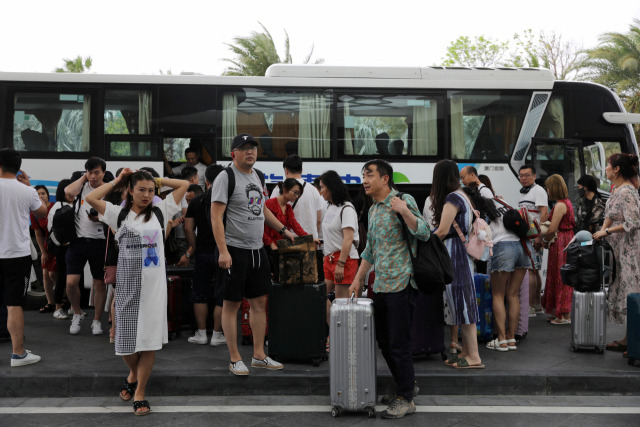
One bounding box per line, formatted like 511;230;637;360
2;135;640;418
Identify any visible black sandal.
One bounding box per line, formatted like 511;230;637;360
39;303;55;313
133;400;151;416
119;378;138;402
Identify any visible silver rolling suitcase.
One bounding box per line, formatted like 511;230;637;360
329;295;377;418
570;242;612;353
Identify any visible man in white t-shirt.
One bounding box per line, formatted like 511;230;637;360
460;166;494;199
64;157;109;336
517;165;549;317
270;155;324;239
164;147;207;189
0;149;47;366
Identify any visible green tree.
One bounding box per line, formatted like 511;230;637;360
55;55;93;73
441;35;509;67
508;30;584;80
222;23;322;76
582;19;640;114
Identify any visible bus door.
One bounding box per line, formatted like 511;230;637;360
527;137;584;203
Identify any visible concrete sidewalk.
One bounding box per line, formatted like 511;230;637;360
2;307;639;398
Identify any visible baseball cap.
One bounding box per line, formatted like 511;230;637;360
231;133;259;151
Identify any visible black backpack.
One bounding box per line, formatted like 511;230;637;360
49;201;79;247
396;192;453;293
561;239;616;292
493;198;529;239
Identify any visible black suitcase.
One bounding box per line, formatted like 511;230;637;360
410;291;447;360
268;252;327;366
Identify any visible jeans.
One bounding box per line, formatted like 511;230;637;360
372;286;415;401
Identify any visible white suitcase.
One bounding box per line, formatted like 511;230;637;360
329;296;376;418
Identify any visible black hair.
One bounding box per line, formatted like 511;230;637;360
115;168;124;178
461;185;499;221
362;159;395;189
123;170;156;222
319;170;351;206
84;156;106;172
181;165;198;181
205;164;224;185
185;147;198;156
608;153;640;180
34;184;49;198
577;175;599;194
70;170;85;181
245;183;262;198
277;178;304;195
519;164;536;175
140;167;160;178
55;179;72;203
478;174;495;194
282;154;303;174
187;183;203;195
103;171;114;183
429;159;461;228
0;148;22;174
313;176;321;189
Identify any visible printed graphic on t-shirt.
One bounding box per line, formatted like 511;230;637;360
141;229;161;268
245;183;264;218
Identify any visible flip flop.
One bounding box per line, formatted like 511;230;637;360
444;355;461;366
606;341;627;352
452;357;485;369
550;318;571;325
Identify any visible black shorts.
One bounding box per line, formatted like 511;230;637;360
0;256;31;306
65;238;107;278
216;246;271;302
192;252;222;306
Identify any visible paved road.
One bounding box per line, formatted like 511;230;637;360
2;395;639;426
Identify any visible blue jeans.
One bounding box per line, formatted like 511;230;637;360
373;286;415;401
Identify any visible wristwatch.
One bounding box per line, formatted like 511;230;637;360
185;252;191;258
278;226;287;235
605;228;611;235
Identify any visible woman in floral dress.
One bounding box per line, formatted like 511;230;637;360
542;174;575;325
593;153;640;353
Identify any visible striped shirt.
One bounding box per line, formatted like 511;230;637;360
361;189;430;293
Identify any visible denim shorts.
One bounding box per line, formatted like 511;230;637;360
490;240;533;272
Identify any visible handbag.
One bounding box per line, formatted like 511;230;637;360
539;221;557;245
519;207;541;239
104;232;117;286
276;235;318;285
395;193;453;293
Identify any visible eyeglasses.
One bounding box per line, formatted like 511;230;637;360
235;144;257;152
248;197;262;204
291;191;301;197
519;173;533;178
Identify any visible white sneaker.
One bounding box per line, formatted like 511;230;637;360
229;360;249;376
53;309;70;320
67;308;74;316
188;330;208;345
251;356;284;370
11;350;41;367
69;312;86;335
91;320;103;335
528;306;537;318
210;331;227;347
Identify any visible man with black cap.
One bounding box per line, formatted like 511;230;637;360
210;133;295;376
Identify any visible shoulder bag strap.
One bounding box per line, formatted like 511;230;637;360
339;204;358;251
394;193;416;261
291;181;306;210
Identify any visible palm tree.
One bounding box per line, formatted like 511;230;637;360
55;55;92;73
222;23;320;76
582;19;640;113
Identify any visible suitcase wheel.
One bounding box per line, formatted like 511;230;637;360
331;406;343;418
367;407;376;418
571;346;577;352
595;347;604;354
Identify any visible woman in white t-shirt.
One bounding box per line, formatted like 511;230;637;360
468;190;534;352
85;168;188;416
318;171;359;300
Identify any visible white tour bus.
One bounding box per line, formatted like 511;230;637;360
1;64;638;211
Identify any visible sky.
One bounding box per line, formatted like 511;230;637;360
1;0;639;76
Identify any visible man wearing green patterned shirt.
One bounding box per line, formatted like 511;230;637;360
349;159;430;419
